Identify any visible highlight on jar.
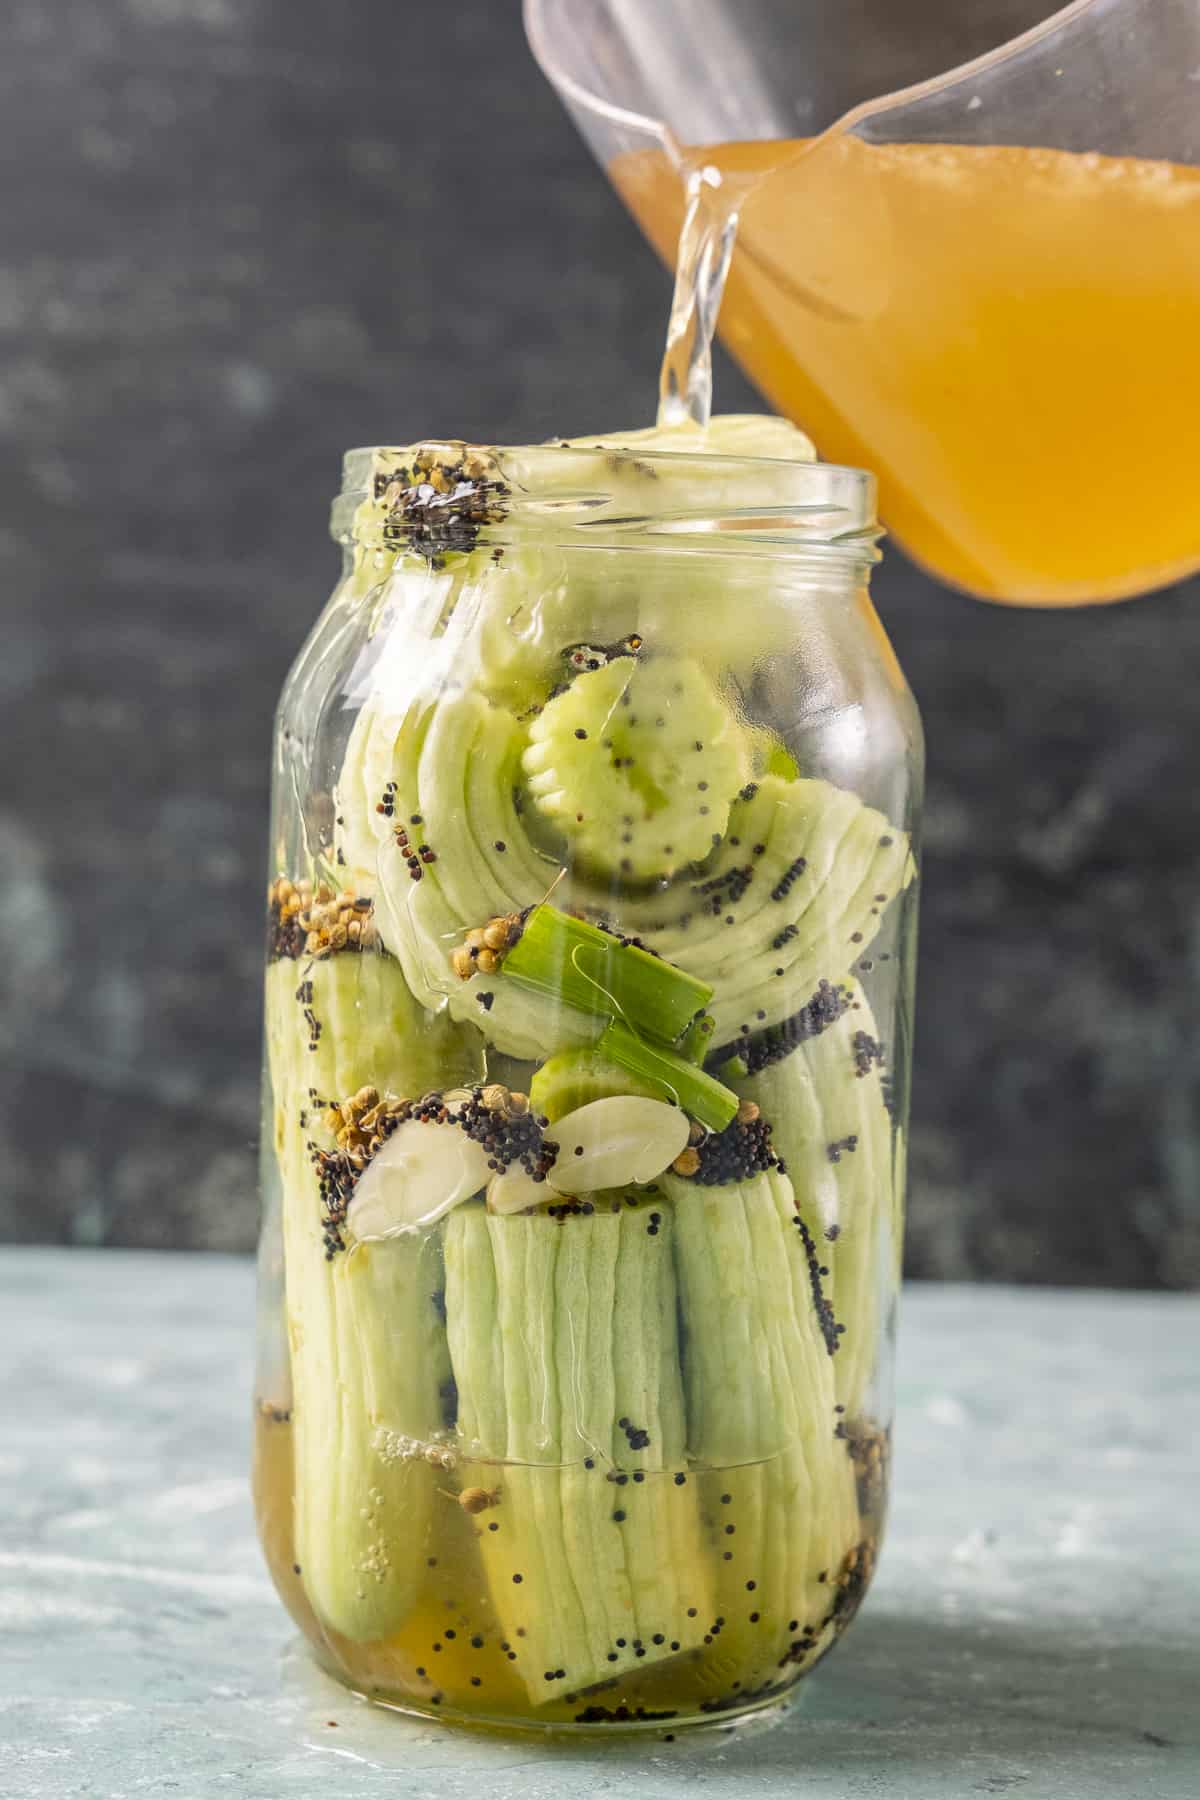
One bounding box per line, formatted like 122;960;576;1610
254;415;922;1733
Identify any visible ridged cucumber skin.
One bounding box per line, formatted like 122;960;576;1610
662;1168;862;1681
264;946;483;1126
264;957;456;1643
736;985;895;1418
443;1199;712;1702
572;775;912;1042
522;655;751;880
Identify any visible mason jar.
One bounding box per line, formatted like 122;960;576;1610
252;425;922;1733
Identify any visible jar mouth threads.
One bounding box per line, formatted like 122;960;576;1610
333;437;880;567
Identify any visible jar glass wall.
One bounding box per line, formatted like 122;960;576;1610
252;434;922;1733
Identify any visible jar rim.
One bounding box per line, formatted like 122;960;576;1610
332;439;881;566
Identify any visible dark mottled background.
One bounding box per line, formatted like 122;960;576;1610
1;0;1197;1286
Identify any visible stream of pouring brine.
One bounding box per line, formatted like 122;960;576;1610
656;162;747;428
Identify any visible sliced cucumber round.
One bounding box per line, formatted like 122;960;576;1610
522;653;751;880
336;688;550;996
529;1045;662;1124
572;774;912;1042
336;686;613;1059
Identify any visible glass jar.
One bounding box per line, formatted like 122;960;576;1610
253;431;922;1734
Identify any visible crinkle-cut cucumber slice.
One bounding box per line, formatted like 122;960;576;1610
662;1166;862;1683
575;774;911;1041
336;682;737;1064
443;1198;711;1703
522;654;751;881
737;983;896;1419
264;959;454;1642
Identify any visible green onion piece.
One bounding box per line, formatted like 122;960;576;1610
502;905;713;1045
765;742;800;781
678;1009;716;1065
599;1018;738;1133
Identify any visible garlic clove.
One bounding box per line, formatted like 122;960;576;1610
347;1119;492;1240
546;1096;690;1193
486;1166;548;1215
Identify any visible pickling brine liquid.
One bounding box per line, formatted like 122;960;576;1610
615;135;1200;605
253;1380;888;1729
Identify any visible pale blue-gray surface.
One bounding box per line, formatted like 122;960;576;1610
1;1250;1196;1800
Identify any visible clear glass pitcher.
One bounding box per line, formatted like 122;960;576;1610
526;0;1200;607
